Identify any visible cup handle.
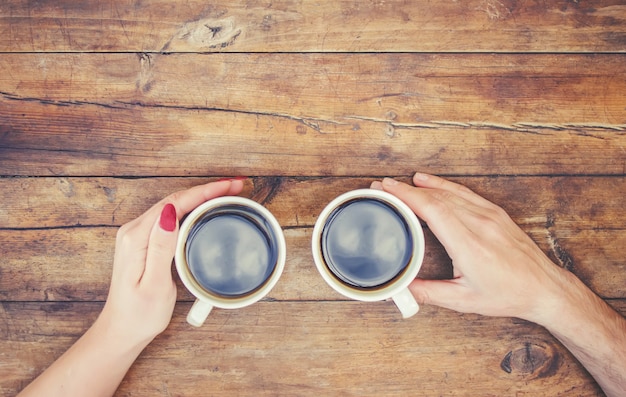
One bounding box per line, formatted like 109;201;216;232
187;299;213;327
392;288;419;319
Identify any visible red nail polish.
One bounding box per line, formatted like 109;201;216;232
159;203;177;232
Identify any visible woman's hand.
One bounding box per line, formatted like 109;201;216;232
18;178;245;397
97;178;245;350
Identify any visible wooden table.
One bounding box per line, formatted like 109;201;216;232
1;1;625;395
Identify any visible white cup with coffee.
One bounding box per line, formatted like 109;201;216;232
311;189;425;318
175;196;286;327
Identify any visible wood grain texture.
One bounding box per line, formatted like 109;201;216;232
1;177;625;302
1;54;625;176
2;1;625;396
2;176;625;229
1;0;625;53
1;225;624;303
4;301;624;396
2;53;625;124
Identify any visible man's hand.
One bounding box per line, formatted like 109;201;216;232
373;172;626;397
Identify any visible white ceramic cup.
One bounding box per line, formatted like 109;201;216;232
175;196;286;327
311;189;425;319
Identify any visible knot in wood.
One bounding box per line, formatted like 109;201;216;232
500;341;561;379
172;16;242;51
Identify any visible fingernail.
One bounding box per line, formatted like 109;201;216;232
382;177;398;186
159;203;177;232
414;172;428;181
370;181;384;190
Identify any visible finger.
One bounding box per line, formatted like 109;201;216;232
409;278;469;312
112;218;158;284
381;178;469;256
142;203;178;287
141;179;245;284
370;180;383;190
412;172;494;209
162;179;244;220
135;179;245;231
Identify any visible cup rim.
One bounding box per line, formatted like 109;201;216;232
175;196;286;309
311;189;425;302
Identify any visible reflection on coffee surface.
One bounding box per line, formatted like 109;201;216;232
185;206;277;297
321;198;412;288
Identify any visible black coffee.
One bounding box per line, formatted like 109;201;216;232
185;205;278;297
321;198;412;288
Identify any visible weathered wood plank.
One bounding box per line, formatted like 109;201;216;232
0;227;444;302
2;53;625;125
1;176;625;229
3;301;621;396
1;54;626;176
1;2;622;396
1;176;625;301
1;225;624;302
3;111;624;176
0;0;625;53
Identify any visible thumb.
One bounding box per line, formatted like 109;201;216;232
381;177;466;258
409;278;466;312
143;203;178;286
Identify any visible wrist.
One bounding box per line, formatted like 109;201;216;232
526;266;602;336
90;309;152;359
523;267;626;396
521;262;581;328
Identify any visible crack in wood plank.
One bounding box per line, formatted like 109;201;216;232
2;91;625;135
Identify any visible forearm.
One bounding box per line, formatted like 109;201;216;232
18;314;147;397
536;271;626;397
